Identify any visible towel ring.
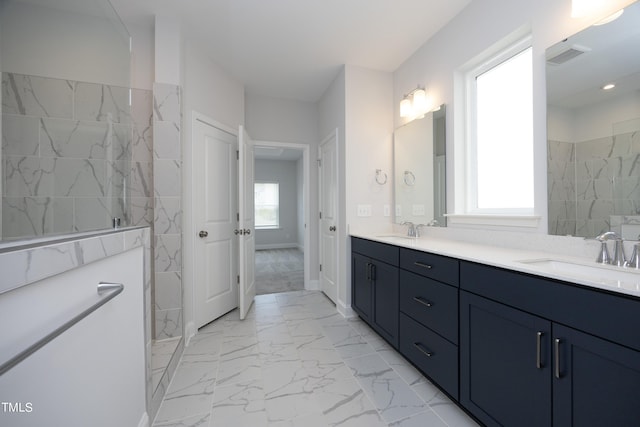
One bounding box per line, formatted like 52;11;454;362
404;170;416;186
375;169;388;185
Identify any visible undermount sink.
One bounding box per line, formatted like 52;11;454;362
375;234;415;240
517;258;640;291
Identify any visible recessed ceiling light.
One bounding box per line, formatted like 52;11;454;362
602;83;616;90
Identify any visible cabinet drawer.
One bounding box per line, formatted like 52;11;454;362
352;237;399;266
400;270;458;344
400;313;458;399
400;248;459;286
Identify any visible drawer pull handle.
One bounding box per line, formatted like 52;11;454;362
536;331;544;369
414;261;433;269
414;342;433;358
413;296;433;308
555;338;562;379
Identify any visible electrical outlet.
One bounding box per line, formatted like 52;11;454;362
395;205;402;217
357;204;372;217
412;204;425;216
383;204;391;217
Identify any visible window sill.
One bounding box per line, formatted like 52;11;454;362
445;214;541;228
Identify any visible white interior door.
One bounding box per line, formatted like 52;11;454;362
238;125;256;319
319;130;338;304
193;118;239;328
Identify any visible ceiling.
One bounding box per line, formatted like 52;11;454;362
546;1;640;109
108;0;471;102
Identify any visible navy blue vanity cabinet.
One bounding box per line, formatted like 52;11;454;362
398;247;460;399
460;290;552;427
351;237;400;348
460;261;640;427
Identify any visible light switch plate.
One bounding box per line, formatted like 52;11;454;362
357;204;372;217
383;204;391;217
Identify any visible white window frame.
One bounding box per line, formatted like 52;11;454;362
464;36;535;216
254;182;280;230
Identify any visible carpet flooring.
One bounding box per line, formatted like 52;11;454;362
255;248;305;295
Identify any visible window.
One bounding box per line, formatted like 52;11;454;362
467;39;533;214
255;182;279;229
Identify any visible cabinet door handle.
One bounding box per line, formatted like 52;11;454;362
413;296;433;308
366;263;371;281
536;332;544;369
414;342;433;358
555;338;562;379
414;261;433;269
370;264;376;281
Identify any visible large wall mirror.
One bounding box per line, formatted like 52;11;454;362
1;0;132;241
394;105;446;227
547;1;640;238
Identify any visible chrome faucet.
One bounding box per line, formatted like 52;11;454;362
594;231;626;266
415;224;425;238
402;221;416;237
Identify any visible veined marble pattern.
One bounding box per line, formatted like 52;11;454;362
153;82;183;340
1;72;155;239
548;129;640;237
153;291;479;427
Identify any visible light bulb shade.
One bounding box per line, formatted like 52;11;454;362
412;89;428;115
400;98;412;118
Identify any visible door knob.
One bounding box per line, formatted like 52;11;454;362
329;226;336;232
234;229;241;235
199;230;208;238
244;229;251;235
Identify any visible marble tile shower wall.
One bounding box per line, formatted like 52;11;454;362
548;129;640;237
1;72;154;238
152;83;182;340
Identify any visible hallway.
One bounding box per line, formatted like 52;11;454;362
153;290;478;427
255;249;305;295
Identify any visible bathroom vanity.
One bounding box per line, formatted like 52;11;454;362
351;235;640;427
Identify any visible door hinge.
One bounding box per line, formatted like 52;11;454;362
319;212;322;219
237;275;240;284
317;159;321;167
237;212;240;221
320;264;322;272
236;150;239;160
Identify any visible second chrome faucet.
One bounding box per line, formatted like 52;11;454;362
593;231;640;268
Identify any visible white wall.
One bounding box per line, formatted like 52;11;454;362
0;1;130;87
181;39;245;340
245;93;319;144
342;65;394;308
255;159;299;249
393;0;634;233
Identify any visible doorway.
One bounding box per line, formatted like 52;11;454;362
253;141;310;295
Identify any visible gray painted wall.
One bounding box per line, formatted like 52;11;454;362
255;158;299;249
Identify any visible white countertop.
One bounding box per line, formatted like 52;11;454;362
351;232;640;299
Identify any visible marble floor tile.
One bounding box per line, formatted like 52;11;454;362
344;353;427;423
153;290;480;427
154;361;217;424
210;379;268;427
313;378;386;427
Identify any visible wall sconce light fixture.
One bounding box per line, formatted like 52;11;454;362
400;86;432;119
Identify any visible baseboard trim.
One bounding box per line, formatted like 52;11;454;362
306;279;319;291
184;321;196;347
137;412;149;427
255;243;300;250
337;300;356;318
